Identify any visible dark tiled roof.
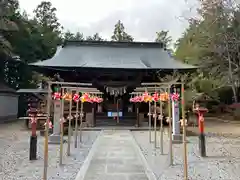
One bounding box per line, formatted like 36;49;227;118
17;89;48;94
0;83;16;94
30;41;196;70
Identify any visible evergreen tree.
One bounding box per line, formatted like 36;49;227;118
111;20;133;42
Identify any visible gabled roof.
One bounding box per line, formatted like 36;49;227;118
17;88;48;94
0;83;17;94
30;41;196;70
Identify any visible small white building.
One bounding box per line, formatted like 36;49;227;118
0;83;18;123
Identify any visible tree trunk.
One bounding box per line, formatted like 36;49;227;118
231;84;238;103
225;37;238;103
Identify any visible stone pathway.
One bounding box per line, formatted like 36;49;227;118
75;130;156;180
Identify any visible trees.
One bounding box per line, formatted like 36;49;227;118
75;32;84;41
0;0;19;56
33;1;62;59
111;20;133;42
86;33;104;41
175;0;240;103
155;30;172;48
63;31;84;41
64;30;75;41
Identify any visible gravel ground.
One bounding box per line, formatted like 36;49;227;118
132;131;240;180
0;121;100;180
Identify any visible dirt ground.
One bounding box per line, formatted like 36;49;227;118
187;116;240;137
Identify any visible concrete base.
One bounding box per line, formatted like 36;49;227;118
172;134;182;144
48;134;61;144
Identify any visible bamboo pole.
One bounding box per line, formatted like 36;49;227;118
59;91;64;165
181;82;188;180
43;83;51;180
160;99;164;154
67;90;72;156
117;99;119;124
148;101;152;143
168;86;173;165
74;97;79;148
79;101;83;143
154;98;157;148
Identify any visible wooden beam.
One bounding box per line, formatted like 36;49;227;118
141;81;183;86
48;81;92;86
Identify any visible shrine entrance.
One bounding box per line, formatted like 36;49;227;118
95;84;136;127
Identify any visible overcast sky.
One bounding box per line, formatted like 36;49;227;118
18;0;198;42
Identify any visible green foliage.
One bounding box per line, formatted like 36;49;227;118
0;0;63;89
111;20;134;42
86;33;104;41
0;0;19;56
155;30;172;48
175;0;240;103
33;1;62;59
64;31;84;41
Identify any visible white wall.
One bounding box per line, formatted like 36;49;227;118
0;93;18;118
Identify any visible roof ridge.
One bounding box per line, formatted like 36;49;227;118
63;40;164;48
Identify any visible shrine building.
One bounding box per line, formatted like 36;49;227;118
29;40;195;127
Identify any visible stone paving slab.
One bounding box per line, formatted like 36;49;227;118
75;130;156;180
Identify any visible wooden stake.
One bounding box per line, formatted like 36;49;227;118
117;99;119;124
67;90;72;156
59;95;64;165
181;82;188;180
43;83;51;180
136;104;139;127
148;101;152;143
74;100;79;148
79;101;83;143
168;86;173;165
160;100;164;155
154;99;157;148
